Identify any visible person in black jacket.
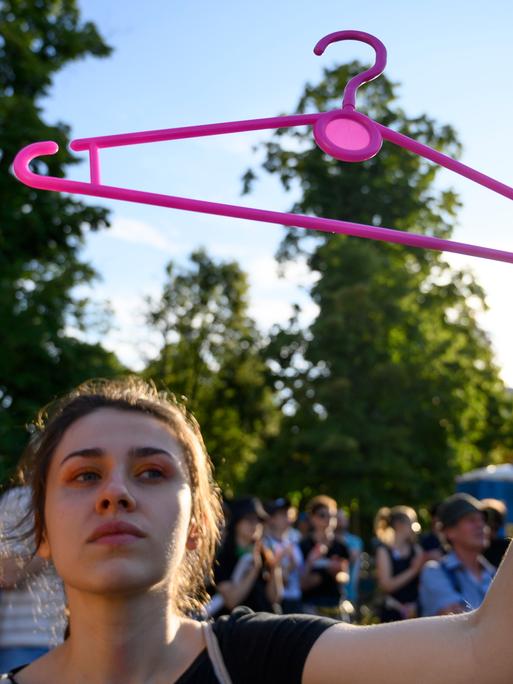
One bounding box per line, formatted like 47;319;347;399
211;497;282;615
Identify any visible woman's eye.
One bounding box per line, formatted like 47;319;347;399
75;471;100;482
139;468;165;480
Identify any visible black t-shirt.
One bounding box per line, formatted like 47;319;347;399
380;543;419;604
483;537;511;568
419;531;443;553
300;536;350;604
4;607;336;684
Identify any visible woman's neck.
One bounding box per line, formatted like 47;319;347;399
392;534;411;553
47;587;203;684
235;535;254;550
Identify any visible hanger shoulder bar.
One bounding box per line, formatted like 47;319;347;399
70;113;320;151
379;125;513;202
12;141;513;264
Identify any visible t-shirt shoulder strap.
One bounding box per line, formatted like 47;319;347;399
201;620;233;684
439;559;463;595
0;674;19;683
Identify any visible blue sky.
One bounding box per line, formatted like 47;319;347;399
38;0;513;381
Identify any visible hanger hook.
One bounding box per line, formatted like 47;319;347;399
314;30;387;110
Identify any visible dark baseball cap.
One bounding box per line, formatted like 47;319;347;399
438;493;484;529
265;497;291;516
227;496;268;524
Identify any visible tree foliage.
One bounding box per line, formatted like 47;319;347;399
243;63;513;524
0;0;123;482
144;249;280;494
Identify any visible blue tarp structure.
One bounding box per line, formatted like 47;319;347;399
456;464;513;532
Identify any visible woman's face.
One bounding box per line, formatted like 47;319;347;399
39;408;193;597
235;515;263;547
311;506;337;533
395;516;419;542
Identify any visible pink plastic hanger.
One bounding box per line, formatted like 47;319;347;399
12;30;513;263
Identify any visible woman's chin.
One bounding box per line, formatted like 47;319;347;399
67;560;166;596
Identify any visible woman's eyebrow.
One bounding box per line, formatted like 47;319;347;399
131;446;177;462
59;446;176;466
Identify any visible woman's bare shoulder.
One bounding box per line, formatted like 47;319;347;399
7;645;65;684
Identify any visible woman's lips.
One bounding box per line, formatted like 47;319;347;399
88;521;145;544
93;533;142;545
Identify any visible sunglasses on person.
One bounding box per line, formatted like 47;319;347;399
314;509;336;520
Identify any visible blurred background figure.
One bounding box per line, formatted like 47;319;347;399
295;511;311;541
419;493;495;616
419;502;444;560
374;505;427;622
0;486;66;672
300;496;350;619
209;496;282;616
481;498;510;568
263;497;304;613
335;509;363;606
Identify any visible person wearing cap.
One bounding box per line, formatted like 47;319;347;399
211;496;283;615
419;493;495;616
263;498;304;614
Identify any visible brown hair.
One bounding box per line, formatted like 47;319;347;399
18;376;223;616
374;505;418;546
306;495;338;516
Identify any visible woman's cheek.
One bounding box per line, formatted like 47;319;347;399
43;489;79;565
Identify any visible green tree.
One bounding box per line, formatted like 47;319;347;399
243;63;513;525
0;0;123;482
144;249;280;494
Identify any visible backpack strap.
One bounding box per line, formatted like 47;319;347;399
439;561;462;594
438;561;470;610
201;620;233;684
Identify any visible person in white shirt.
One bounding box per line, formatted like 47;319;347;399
263;498;304;613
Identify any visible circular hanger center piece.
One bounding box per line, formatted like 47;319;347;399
314;110;382;163
325;117;371;150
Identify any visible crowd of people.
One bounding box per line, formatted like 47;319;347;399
0;378;512;682
1;480;511;672
1;476;511;673
205;492;510;626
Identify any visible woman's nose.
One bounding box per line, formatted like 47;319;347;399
95;476;136;513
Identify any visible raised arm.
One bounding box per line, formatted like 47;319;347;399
303;542;513;684
216;553;261;610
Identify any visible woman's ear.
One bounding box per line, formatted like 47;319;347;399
186;520;199;551
37;532;51;560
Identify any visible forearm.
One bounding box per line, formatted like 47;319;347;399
266;567;283;605
217;567;260;610
378;565;417;594
301;568;322;591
